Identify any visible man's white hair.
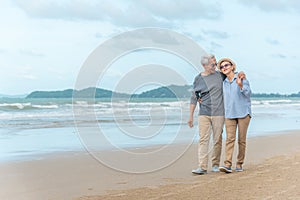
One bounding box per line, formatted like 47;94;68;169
201;54;215;66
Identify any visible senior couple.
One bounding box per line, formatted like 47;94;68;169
188;54;252;175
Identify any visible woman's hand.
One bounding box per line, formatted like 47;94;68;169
237;71;246;89
238;71;246;80
236;76;243;89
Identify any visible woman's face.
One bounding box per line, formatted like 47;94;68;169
220;61;233;75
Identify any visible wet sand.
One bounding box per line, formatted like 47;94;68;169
1;130;300;200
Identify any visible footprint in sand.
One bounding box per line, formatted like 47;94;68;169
116;181;128;185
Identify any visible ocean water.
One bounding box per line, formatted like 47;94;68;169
0;97;300;162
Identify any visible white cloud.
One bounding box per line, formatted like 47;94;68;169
12;0;118;21
182;32;205;42
238;0;300;13
1;0;300;94
271;53;287;59
0;49;8;54
17;74;37;80
15;66;38;80
202;30;230;39
19;49;45;57
136;0;222;20
12;0;222;28
238;0;287;12
265;38;280;45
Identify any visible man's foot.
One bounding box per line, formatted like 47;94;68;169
192;168;207;175
212;165;220;172
219;166;232;173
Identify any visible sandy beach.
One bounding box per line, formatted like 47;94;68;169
1;130;300;200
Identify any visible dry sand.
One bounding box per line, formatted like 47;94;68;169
1;130;300;200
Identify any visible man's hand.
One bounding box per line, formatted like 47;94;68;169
237;71;246;89
238;71;246;80
188;104;196;128
188;119;193;128
236;76;243;89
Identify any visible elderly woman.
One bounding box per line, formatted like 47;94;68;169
217;58;252;173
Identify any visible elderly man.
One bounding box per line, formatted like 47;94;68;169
188;54;225;175
188;54;245;175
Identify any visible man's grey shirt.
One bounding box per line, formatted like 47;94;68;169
190;71;225;116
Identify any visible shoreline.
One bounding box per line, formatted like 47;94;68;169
1;128;300;165
1;130;300;200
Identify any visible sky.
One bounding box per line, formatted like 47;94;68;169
1;0;300;95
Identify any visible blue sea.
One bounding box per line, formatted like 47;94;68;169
1;97;300;162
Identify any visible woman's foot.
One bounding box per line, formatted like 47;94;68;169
235;166;243;172
219;166;232;173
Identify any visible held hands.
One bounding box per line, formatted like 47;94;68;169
236;76;243;89
238;71;246;79
237;71;246;89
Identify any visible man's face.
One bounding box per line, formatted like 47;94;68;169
204;58;217;73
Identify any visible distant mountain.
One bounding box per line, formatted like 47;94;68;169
26;87;130;98
24;85;300;99
136;85;191;98
26;85;192;99
26;89;74;98
74;87;129;98
251;92;300;98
